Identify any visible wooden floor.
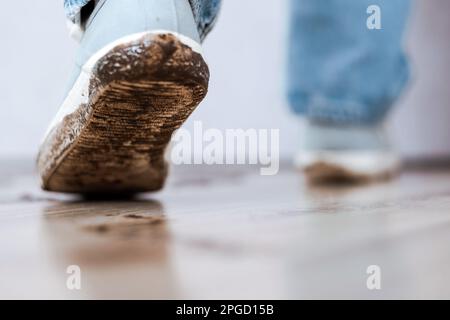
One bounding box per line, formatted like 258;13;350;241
1;159;450;299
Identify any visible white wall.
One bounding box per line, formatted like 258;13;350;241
1;0;449;158
389;0;450;158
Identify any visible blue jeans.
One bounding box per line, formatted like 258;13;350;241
288;0;412;125
64;0;411;125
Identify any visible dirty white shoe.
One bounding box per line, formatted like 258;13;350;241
295;122;401;183
37;0;209;194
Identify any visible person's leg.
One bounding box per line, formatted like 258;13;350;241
38;0;221;194
64;0;221;41
288;0;412;182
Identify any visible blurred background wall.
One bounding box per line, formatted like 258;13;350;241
1;0;449;159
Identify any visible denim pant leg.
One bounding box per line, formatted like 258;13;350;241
63;0;221;41
288;0;412;125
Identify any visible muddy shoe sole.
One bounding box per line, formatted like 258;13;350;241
38;32;209;194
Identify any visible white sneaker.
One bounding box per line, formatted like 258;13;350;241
37;0;209;194
295;122;401;183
